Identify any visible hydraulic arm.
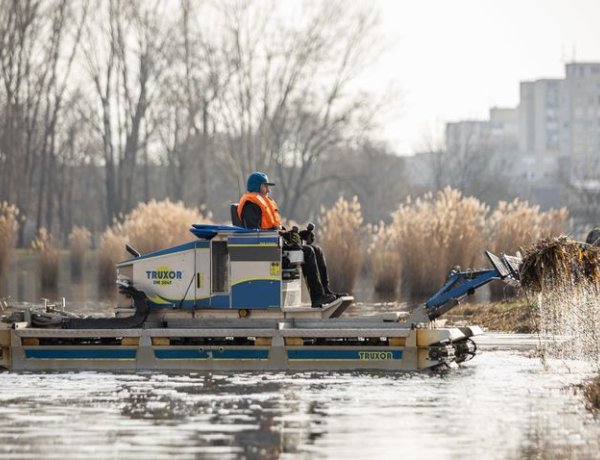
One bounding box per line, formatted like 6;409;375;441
406;251;521;324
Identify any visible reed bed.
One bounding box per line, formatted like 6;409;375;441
98;199;211;286
98;227;127;287
32;228;60;289
0;202;19;292
387;187;488;296
69;226;91;280
488;199;568;257
368;223;401;295
318;196;364;293
367;191;569;297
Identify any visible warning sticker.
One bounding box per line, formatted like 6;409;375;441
270;262;281;275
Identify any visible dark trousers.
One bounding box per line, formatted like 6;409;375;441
301;244;330;301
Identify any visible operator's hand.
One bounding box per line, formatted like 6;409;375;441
282;230;301;248
299;229;315;244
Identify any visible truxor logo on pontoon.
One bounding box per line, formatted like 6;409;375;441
145;266;183;285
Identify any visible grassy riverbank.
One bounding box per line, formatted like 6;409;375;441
448;298;538;333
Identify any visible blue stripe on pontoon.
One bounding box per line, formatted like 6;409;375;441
154;349;269;360
25;349;137;360
287;349;403;360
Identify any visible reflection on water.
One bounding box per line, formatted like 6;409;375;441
2;252;115;313
0;336;599;459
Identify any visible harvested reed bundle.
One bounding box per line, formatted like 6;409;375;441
523;238;600;366
520;236;600;292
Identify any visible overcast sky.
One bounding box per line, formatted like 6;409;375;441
368;0;600;154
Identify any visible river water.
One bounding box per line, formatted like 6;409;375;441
2;255;600;459
1;334;599;460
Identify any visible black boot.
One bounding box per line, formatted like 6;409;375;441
311;293;337;308
324;285;348;298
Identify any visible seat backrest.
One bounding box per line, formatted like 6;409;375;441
230;203;243;227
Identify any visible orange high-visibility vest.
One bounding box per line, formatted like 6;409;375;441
238;192;282;229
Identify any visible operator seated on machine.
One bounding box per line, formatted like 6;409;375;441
238;171;340;308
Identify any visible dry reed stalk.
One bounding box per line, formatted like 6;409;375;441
0;202;19;292
98;200;211;286
69;226;91;279
32;228;60;289
390;187;488;296
368;223;401;295
318;196;365;293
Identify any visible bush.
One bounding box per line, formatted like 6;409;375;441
98;199;211;286
69;226;91;280
318;196;365;293
0;202;19;293
32;228;60;289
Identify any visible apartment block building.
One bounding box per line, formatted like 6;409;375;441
561;62;600;181
517;78;562;181
445;62;600;186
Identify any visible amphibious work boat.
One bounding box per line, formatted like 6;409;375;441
0;222;520;373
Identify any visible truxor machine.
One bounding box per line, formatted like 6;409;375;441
0;223;521;372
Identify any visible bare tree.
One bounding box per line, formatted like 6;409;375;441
196;0;385;218
81;0;173;223
0;0;87;241
153;0;231;205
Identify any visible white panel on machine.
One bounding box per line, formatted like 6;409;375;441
133;248;196;306
195;247;210;301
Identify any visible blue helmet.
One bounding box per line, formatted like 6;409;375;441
246;172;275;192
